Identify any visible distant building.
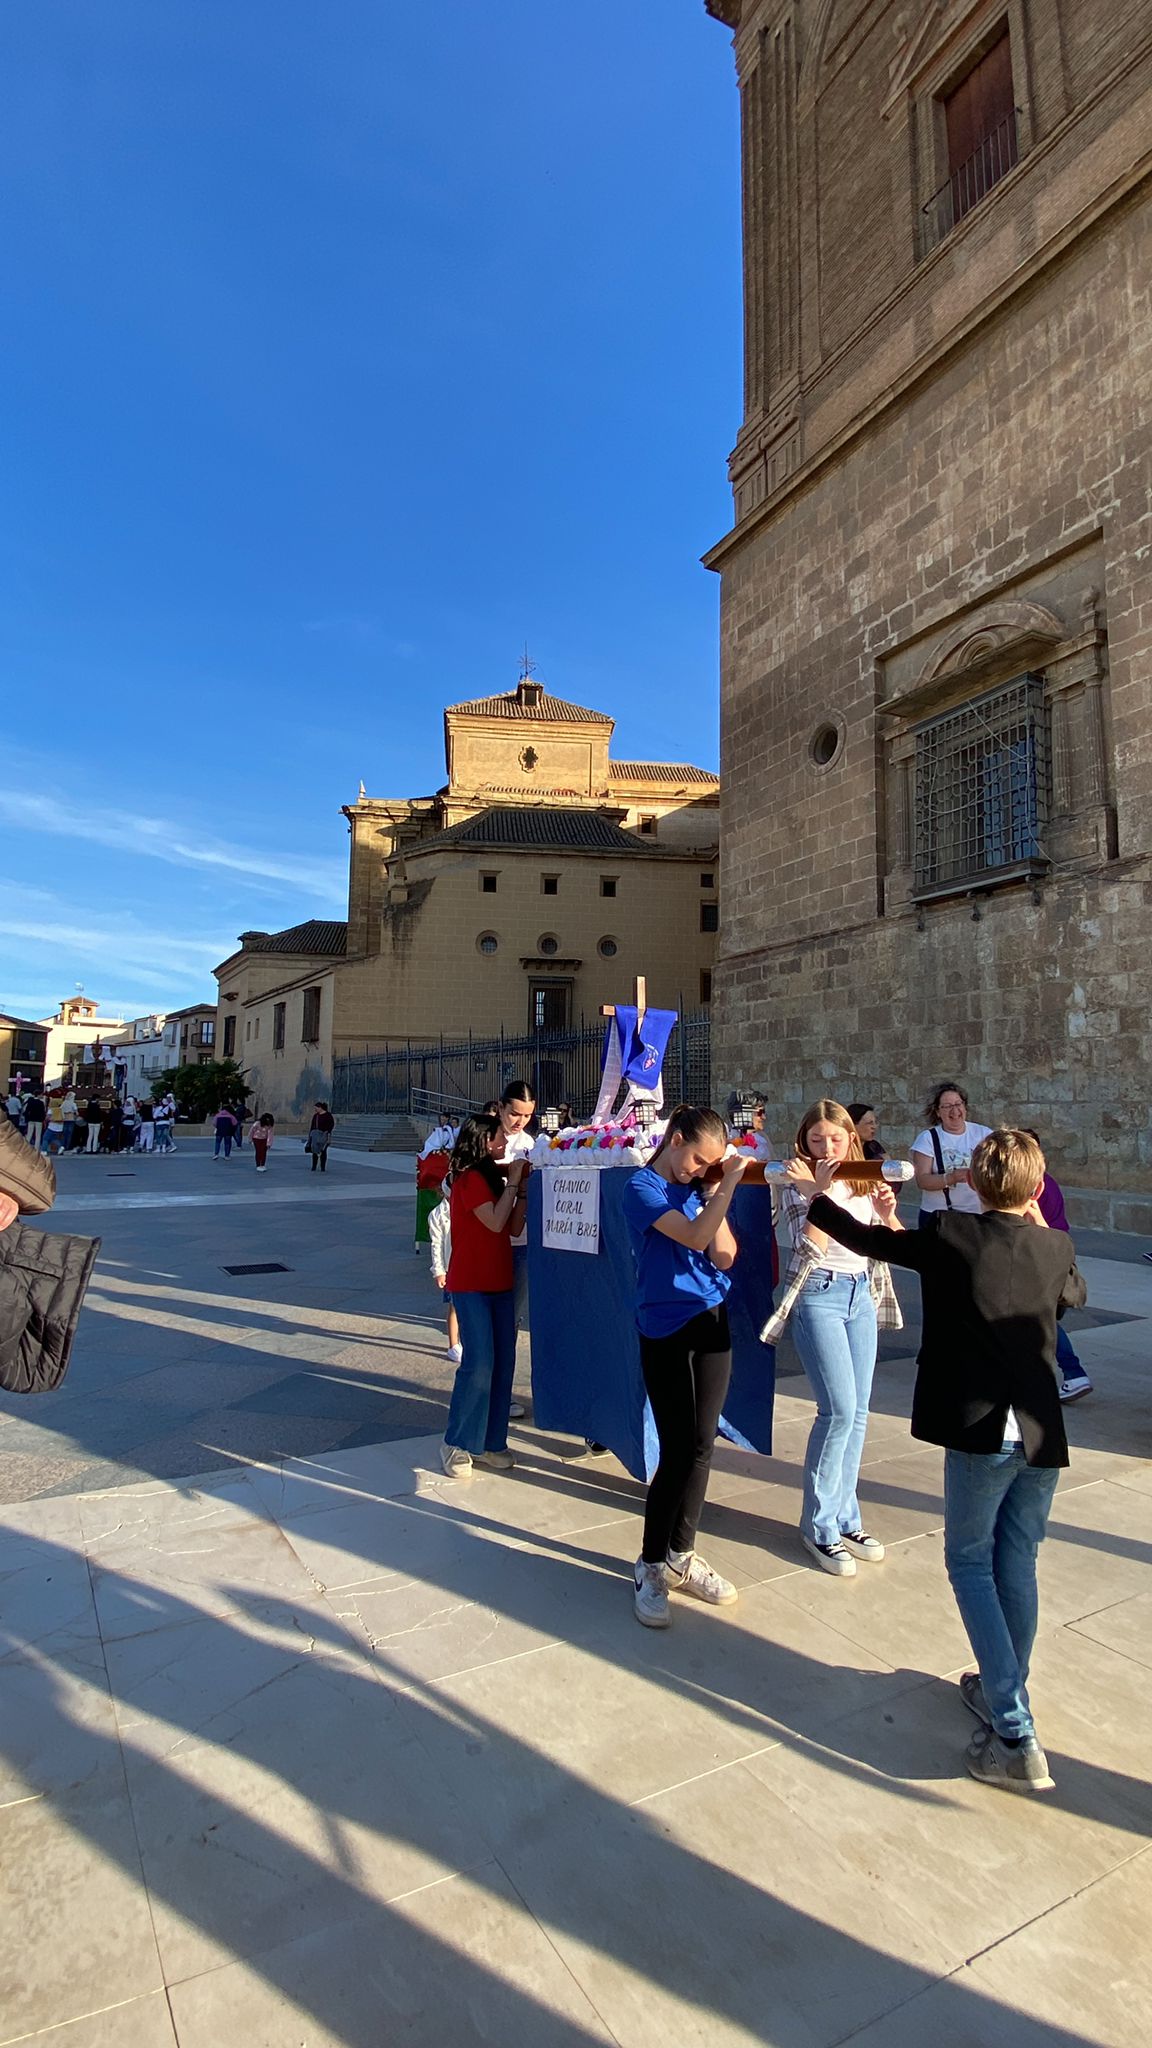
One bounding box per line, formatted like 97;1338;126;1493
114;1004;220;1099
704;0;1152;1200
37;998;127;1087
215;674;720;1119
0;1014;49;1094
169;1003;220;1069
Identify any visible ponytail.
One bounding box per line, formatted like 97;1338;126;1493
649;1103;727;1168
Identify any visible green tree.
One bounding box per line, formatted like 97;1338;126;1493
151;1060;251;1123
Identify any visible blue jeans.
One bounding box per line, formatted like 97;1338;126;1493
944;1446;1059;1741
791;1270;878;1546
445;1289;517;1454
214;1131;233;1157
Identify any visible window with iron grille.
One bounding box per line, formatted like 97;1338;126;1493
273;1002;286;1051
222;1015;236;1058
301;986;322;1043
913;675;1048;899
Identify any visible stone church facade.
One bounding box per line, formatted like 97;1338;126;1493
215;676;719;1120
704;0;1152;1211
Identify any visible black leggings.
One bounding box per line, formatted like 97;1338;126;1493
639;1305;732;1565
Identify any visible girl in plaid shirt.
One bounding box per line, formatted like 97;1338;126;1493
783;1099;905;1578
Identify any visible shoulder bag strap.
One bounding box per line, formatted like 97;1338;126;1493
929;1127;952;1208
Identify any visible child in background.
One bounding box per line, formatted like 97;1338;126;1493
803;1127;1086;1795
250;1112;275;1172
428;1190;462;1362
1022;1131;1092;1402
212;1104;237;1159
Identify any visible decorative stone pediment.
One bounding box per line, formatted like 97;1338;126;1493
881;0;966;113
879;601;1066;719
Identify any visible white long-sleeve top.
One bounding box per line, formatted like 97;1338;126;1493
428;1198;451;1280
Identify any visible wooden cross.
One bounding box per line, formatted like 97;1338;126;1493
601;975;646;1026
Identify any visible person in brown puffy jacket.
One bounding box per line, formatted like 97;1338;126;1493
0;1115;99;1395
0;1110;55;1229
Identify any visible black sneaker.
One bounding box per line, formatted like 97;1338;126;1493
959;1671;992;1727
801;1535;856;1577
965;1727;1054;1794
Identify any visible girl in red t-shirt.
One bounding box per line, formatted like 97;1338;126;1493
441;1114;527;1478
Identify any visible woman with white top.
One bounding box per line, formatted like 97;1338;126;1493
783;1099;904;1576
498;1080;536;1422
911;1082;993;1228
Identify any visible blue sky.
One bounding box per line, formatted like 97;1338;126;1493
0;2;741;1024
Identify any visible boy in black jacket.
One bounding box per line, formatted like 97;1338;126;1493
803;1128;1085;1796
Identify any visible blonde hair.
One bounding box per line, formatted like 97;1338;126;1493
795;1098;874;1196
970;1129;1045;1210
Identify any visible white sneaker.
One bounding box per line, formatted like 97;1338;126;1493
440;1442;472;1479
841;1530;885;1562
1059;1371;1093;1402
474;1449;515;1472
633;1559;670;1628
446;1342;463;1363
666;1550;738;1605
256;1166;267;1173
508;1399;526;1420
802;1535;857;1577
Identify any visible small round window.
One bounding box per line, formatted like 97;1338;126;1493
598;936;618;959
538;934;559;956
808;718;844;771
477;932;499;955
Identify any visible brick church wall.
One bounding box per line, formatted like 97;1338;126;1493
707;0;1152;1191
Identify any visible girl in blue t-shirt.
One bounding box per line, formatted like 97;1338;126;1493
622;1105;748;1629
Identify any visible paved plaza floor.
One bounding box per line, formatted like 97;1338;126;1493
1;1139;1150;2044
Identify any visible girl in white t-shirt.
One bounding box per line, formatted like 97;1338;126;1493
783;1099;904;1577
912;1082;993;1223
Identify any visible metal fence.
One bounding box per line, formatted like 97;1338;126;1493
332;1009;712;1120
922;108;1019;247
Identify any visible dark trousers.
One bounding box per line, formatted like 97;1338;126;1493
638;1305;732;1564
310;1142;328;1171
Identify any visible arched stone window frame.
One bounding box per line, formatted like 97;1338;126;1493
879;591;1114;912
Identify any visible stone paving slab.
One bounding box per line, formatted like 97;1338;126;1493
1;1276;1150;2046
0;1150;1149;2043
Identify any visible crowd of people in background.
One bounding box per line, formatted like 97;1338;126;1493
3;1084;182;1156
4;1078;338;1179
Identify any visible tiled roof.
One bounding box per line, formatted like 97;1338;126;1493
447;688;612;725
239;920;348;956
609;762;719;786
479;785;586;798
409;807;654;856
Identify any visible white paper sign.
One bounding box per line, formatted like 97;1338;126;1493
542;1166;601;1255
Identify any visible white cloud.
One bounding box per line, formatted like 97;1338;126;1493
0;791;346;904
0;882;230;1008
